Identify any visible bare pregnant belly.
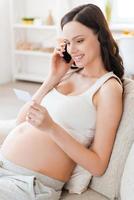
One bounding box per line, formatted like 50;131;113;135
0;122;75;181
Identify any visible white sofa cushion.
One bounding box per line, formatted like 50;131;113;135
90;78;134;199
120;143;134;200
64;165;92;194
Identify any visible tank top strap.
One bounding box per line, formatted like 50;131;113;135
85;71;122;104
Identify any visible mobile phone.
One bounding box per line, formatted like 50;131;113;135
63;45;72;63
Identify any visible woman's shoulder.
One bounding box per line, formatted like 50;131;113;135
99;77;123;101
93;76;123;109
102;76;123;92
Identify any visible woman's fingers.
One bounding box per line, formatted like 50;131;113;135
26;109;44;126
55;46;66;57
56;48;64;57
55;39;66;57
26;101;42;121
30;101;45;112
27;109;39;118
26;114;39;126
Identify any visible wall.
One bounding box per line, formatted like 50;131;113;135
0;0;12;84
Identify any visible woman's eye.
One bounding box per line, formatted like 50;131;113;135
77;39;84;43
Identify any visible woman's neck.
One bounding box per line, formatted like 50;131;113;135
78;67;108;79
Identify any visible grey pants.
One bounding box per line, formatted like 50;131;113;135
0;153;65;200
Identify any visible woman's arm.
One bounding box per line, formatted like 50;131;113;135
27;78;123;176
49;79;123;176
16;40;73;125
16;75;54;125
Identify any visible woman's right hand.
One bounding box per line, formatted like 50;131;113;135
30;39;73;106
48;39;73;82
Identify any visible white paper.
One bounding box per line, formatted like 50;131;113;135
13;88;32;102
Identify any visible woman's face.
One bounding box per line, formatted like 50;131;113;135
62;21;101;68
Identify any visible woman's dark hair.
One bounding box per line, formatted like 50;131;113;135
61;4;124;80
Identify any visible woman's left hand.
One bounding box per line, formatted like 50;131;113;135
26;101;54;131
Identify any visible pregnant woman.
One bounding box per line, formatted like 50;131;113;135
0;4;124;200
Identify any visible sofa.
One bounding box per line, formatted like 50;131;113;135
0;78;134;200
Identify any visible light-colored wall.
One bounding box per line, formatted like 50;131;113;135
0;0;12;84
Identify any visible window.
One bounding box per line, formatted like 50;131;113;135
112;0;134;23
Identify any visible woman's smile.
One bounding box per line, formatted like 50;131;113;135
72;54;85;63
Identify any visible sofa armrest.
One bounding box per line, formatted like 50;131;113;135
0;119;16;144
120;143;134;200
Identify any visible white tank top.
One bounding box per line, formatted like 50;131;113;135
41;71;122;147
